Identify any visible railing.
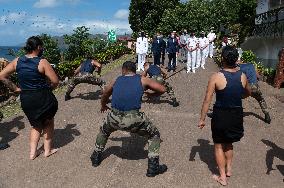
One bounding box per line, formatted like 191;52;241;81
252;6;284;37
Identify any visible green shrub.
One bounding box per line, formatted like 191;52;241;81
55;58;83;79
241;50;256;63
55;44;131;80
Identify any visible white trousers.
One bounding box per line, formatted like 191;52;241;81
200;49;208;67
196;49;201;68
137;53;146;71
209;43;214;58
187;51;197;71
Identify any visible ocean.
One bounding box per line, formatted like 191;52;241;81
0;46;22;61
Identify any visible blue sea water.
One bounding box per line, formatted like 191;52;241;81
0;46;22;61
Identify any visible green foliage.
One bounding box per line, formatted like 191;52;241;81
64;26;92;60
129;0;180;36
241;50;256;63
39;34;61;65
55;58;83;79
15;48;26;57
11;34;61;65
130;0;256;43
241;50;276;81
55;44;131;80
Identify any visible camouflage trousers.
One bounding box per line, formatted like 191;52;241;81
152;75;176;101
250;84;269;115
66;73;105;96
94;109;161;158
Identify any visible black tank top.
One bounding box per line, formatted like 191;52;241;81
214;70;244;108
16;56;50;90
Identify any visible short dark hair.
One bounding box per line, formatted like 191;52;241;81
24;36;43;53
221;46;239;67
122;61;136;73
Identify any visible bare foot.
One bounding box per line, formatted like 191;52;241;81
226;167;232;177
226;172;232;178
44;148;58;158
30;148;44;160
213;174;227;186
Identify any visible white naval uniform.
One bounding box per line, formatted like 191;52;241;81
136;37;148;71
195;38;201;69
180;34;189;62
207;32;216;58
187;37;197;73
199;36;209;68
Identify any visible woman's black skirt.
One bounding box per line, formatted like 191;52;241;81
211;106;244;143
20;89;58;128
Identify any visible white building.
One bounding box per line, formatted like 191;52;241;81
242;0;284;68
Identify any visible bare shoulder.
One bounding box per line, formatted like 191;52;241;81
39;58;49;65
11;57;19;67
210;72;222;80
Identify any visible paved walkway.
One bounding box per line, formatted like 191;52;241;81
0;58;283;188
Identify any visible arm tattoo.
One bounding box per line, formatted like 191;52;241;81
1;79;18;91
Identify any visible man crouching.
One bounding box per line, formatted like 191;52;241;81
90;61;168;177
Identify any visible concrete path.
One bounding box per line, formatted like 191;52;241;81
0;59;283;188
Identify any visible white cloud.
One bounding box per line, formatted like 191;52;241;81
34;0;58;8
76;19;131;33
33;0;81;8
0;11;27;26
114;9;129;20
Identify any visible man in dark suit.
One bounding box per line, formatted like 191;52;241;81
151;32;163;65
160;33;167;66
166;32;179;72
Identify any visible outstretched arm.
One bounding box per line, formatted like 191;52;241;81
141;76;166;97
199;73;216;129
101;81;114;112
74;65;81;76
160;67;168;79
0;58;20;93
92;60;102;75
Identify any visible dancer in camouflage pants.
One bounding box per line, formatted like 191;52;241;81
94;109;160;158
91;61;167;177
142;62;179;107
65;73;105;98
65;58;105;101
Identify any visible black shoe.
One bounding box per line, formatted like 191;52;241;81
65;94;71;101
264;113;271;124
146;157;167;177
172;99;179;107
90;151;102;167
0;143;10;150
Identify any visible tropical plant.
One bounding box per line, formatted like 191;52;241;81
241;50;256;63
39;34;61;65
64;26;92;61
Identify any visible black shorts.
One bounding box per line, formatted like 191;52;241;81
211;106;244;143
20;89;58;128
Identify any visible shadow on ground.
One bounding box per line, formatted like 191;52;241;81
243;112;266;122
0;116;25;144
72;90;101;101
53;124;81;148
262;139;284;180
142;95;173;106
189;139;218;174
103;133;148;160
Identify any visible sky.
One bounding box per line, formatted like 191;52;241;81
0;0;131;46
